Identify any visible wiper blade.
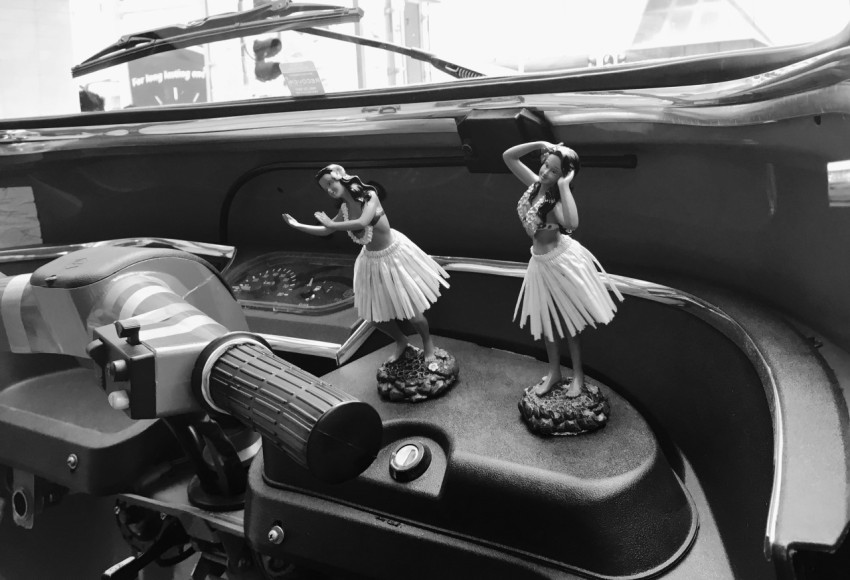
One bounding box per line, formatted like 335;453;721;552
72;1;362;78
299;27;484;79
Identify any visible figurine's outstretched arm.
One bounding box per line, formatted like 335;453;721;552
503;141;554;186
283;209;341;236
557;173;579;231
315;194;379;232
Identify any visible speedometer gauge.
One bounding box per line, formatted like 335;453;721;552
225;253;355;316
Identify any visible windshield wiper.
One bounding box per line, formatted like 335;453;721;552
298;27;484;79
72;1;362;78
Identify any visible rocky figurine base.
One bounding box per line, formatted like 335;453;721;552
377;345;459;403
518;379;610;436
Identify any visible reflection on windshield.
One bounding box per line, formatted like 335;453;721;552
4;0;850;118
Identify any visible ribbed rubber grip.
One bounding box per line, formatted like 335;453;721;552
201;338;382;484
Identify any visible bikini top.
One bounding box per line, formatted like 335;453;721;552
340;202;385;246
517;183;561;237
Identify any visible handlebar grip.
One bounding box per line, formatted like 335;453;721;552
193;333;382;484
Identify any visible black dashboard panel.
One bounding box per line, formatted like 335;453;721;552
0;353;173;495
247;337;697;580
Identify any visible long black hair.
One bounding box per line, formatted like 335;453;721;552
528;145;581;226
315;164;385;207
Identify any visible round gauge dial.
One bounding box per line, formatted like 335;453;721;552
226;253;355;315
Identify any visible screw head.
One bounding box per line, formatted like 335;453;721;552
66;454;78;471
267;525;284;544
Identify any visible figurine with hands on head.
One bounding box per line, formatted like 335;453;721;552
503;141;623;400
283;164;452;373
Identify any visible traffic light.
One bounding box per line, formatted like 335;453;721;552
253;38;282;82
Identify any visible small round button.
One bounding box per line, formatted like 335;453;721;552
108;390;130;411
107;359;129;381
389;441;431;482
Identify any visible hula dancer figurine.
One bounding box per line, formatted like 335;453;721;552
503;142;623;435
283;164;458;402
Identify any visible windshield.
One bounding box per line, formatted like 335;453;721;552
3;0;850;119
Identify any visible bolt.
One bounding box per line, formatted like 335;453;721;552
267;525;284;544
66;454;78;471
160;512;167;520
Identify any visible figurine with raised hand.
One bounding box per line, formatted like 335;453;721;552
283;164;458;402
503;141;623;435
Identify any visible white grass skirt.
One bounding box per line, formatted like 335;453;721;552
514;234;623;341
354;230;449;322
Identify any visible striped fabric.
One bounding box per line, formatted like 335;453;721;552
514;234;623;341
0;271;227;357
353;230;449;322
90;275;227;351
0;274;39;353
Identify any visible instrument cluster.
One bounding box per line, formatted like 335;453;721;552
225;252;356;316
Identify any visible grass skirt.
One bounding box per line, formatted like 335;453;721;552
514;234;623;341
354;230;449;322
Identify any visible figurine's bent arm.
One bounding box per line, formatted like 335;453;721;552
503;141;553;187
558;177;579;231
324;195;380;232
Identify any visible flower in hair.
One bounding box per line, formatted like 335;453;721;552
328;165;351;181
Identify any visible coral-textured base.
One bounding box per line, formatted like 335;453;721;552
518;379;610;436
377;345;459;402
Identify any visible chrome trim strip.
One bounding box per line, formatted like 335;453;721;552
0;238;236;270
259;333;342;359
434;255;782;554
336;319;375;365
258;319;374;365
